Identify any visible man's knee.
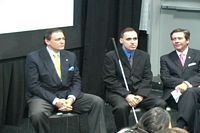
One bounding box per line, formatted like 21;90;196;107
186;87;199;94
155;99;167;109
114;103;129;113
91;95;105;107
30;111;50;123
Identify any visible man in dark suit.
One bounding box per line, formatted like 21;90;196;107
25;28;107;133
103;27;166;131
160;28;200;132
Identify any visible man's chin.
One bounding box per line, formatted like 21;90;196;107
130;48;136;51
59;47;65;50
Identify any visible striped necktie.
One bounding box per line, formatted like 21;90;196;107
128;54;133;67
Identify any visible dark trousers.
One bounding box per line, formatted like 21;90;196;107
166;87;200;133
107;93;167;131
28;93;107;133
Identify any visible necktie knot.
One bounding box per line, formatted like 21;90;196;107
128;54;131;60
180;53;185;56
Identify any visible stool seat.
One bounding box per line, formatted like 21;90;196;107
48;112;80;133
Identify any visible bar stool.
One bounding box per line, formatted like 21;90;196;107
28;112;81;133
49;112;80;133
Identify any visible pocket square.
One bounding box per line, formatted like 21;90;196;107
68;66;75;71
188;62;197;67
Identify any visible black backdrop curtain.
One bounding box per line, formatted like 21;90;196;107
81;0;142;99
0;57;26;128
0;0;143;128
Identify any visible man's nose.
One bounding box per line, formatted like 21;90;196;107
131;39;135;43
60;39;65;43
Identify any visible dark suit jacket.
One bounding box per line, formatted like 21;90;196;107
25;47;82;103
160;48;200;100
103;47;152;98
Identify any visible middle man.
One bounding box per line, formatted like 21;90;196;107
103;27;167;131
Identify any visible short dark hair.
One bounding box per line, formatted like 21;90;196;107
137;107;171;133
44;28;64;41
119;27;137;38
170;28;190;41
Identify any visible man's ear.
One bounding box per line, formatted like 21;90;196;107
44;39;49;45
119;38;123;44
186;40;190;45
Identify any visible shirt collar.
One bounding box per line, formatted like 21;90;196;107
176;46;188;56
122;47;134;59
46;46;60;58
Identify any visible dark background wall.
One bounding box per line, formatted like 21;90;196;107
0;0;147;129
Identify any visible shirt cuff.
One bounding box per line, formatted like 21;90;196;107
183;81;192;88
52;97;59;105
68;95;76;101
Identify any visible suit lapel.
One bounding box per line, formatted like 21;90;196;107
119;49;141;71
131;50;139;71
40;48;61;83
170;51;183;68
170;49;195;72
183;48;195;70
60;51;70;83
118;47;132;69
184;49;194;67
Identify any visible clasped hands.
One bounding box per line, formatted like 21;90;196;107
55;98;74;112
175;82;188;93
126;94;143;107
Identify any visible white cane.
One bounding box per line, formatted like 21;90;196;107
112;38;138;123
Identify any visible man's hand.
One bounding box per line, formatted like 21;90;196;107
55;98;74;112
135;95;143;103
125;94;143;107
175;82;188;93
55;98;67;109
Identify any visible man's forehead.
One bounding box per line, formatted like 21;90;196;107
172;32;184;37
123;31;137;37
51;32;64;37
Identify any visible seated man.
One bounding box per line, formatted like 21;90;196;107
160;28;200;132
103;27;166;131
25;28;107;133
